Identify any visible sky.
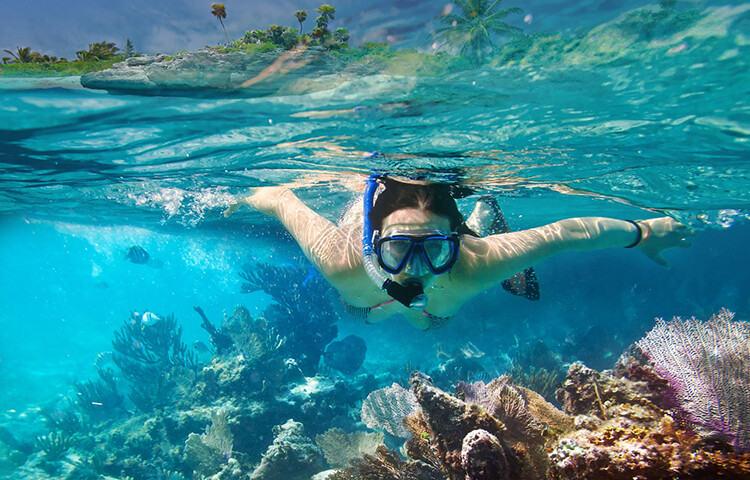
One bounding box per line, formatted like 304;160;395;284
0;0;675;61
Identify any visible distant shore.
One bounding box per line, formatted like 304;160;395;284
0;75;85;89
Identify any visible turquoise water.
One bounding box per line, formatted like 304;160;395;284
1;3;749;479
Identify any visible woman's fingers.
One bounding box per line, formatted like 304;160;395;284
650;254;669;267
224;202;242;217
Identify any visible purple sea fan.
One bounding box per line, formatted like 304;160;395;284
637;308;750;451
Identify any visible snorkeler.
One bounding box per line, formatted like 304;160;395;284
225;176;694;330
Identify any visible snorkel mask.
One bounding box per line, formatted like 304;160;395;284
362;174;460;309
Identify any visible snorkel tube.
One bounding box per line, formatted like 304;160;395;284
362;174;428;310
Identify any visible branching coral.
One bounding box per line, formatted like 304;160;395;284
74;367;125;419
41;403;83;435
239;263;338;375
193;305;233;354
508;339;564;402
112;312;197;412
113;313;196;370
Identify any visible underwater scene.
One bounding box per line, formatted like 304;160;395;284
1;0;750;479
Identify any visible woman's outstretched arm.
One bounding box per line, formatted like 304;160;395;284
224;187;361;278
456;216;694;295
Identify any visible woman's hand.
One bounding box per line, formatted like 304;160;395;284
224;187;292;218
637;217;695;266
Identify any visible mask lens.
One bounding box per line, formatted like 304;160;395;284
423;238;455;270
379;238;413;272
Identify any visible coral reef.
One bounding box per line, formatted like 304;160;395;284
194;305;233;354
360;383;418;439
637;308;750;451
341;372;571;480
314;428;383;469
240;263;339;376
73;367;125;420
112;312;198;412
40;404;82;436
407;372;557;480
460;429;511;480
548;350;750;479
251;419;325;480
35;432;71;461
8;297;750;480
183;408;234;477
329;444;444;480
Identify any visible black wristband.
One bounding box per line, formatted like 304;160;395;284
624;220;642;248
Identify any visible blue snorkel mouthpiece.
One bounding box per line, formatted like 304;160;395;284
362;174;428;310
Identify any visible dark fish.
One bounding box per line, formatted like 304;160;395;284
323;335;367;374
125;245;150;264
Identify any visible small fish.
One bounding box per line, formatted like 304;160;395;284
193;340;211;355
141;312;161;326
125;245;150;264
94;351;116;369
460;342;485;359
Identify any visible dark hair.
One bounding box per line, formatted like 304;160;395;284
369;178;469;233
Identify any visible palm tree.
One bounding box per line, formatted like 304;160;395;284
90;41;120;59
294;10;307;34
74;42;120;62
432;0;523;63
211;3;230;43
316;4;335;27
3;46;33;63
76;50;97;62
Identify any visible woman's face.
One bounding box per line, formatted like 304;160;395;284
380;208;452;288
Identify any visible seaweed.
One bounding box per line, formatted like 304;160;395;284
36;431;72;461
41;403;84;435
508;339;563;403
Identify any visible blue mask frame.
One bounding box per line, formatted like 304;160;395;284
375;232;460;275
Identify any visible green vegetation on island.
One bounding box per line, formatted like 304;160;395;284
1;40;138;77
217;3;351;54
1;1;710;80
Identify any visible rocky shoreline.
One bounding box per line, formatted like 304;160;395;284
80;47;369;96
